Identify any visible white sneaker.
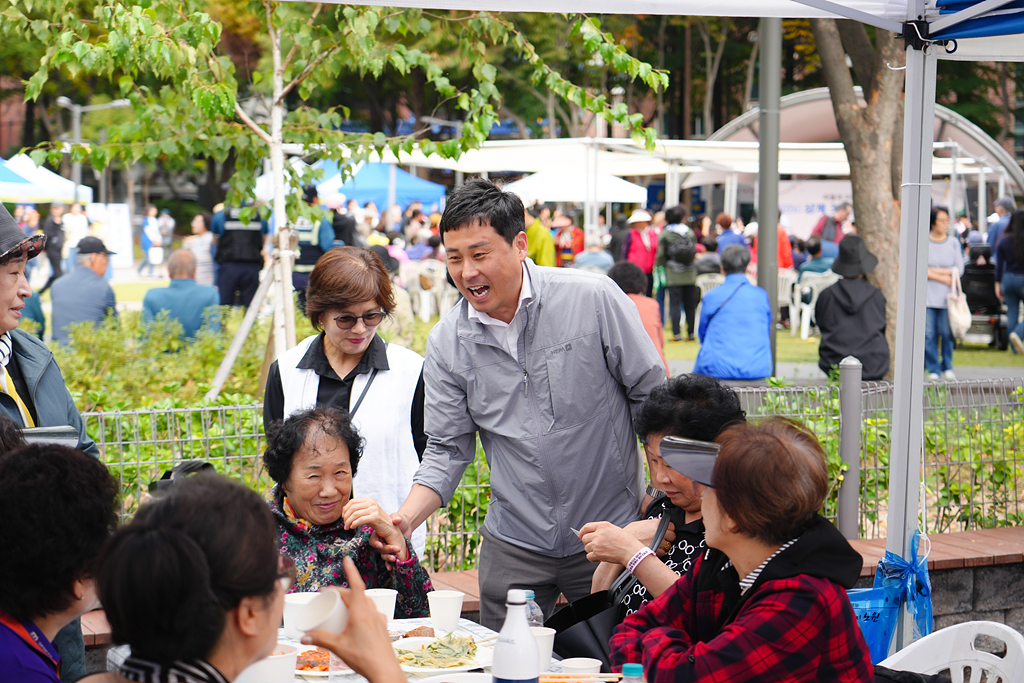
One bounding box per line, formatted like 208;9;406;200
1010;332;1024;355
942;369;956;380
928;372;940;380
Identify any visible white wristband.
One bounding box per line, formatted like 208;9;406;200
626;547;655;575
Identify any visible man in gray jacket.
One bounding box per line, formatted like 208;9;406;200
388;179;666;628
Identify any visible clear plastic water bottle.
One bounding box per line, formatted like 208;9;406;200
622;663;646;683
491;589;539;683
524;590;544;627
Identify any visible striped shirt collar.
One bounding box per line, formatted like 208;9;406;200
119;657;230;683
725;537;800;596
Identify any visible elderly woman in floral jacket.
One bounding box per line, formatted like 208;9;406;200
264;406;431;617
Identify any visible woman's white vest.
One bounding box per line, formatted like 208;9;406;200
277;334;426;555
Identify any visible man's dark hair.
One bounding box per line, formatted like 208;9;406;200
439;178;525;246
0;444;119;623
665;204;688;225
634;374;746;443
720;244;751;275
264;406;365;485
0;412;26;454
607;261;648;295
806;236;823;257
701;236;718;253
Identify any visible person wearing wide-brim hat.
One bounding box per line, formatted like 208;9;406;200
0;203;100;681
814;234;890;380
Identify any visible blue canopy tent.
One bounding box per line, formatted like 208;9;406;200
322;162;446;213
0;161;35;203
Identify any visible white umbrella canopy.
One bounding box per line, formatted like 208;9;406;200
3;154;94;204
502;170;648;204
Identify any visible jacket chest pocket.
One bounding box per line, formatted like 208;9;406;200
543;333;607;431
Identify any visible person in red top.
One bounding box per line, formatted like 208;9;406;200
553;215;585;267
750;216;794;270
623;210;658;296
811;202;851;245
607;261;669;376
609;418;873;683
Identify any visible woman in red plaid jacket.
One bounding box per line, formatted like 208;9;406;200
609;419;873;683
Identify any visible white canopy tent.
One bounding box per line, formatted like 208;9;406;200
305;0;1024;650
501;170;649;204
2;154;94;204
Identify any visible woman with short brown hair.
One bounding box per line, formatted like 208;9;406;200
263;247;427;554
610;418;872;683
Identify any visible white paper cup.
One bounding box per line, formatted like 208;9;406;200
364;588;398;620
427;590;464;634
560;657;602;675
235;643;298;683
293;589;348;635
530;626;556;672
282;592;319;640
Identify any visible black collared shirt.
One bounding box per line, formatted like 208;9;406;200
264;333;426;458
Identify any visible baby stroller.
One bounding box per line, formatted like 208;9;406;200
960;244;1009;350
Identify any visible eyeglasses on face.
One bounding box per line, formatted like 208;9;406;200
332;311;385;330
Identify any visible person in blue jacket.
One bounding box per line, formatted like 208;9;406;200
142;249;221;340
693;244;773;380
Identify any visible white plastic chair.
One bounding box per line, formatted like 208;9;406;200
694;273;726;324
795;270;840;339
879;621;1024;683
778;268;798;309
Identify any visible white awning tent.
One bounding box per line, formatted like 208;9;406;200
2;154;94;204
501;170;649;204
302;0;1024;650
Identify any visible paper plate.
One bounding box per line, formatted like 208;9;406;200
392;636;492;675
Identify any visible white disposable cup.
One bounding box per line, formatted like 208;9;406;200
235;643;298;683
427;590;464;634
293;589;348;635
560;657;602;675
282;592;319;640
364;588;398;620
530;626;556;672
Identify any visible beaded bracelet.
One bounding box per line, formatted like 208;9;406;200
627;547;655;575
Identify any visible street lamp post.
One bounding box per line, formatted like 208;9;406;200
55;97;130;203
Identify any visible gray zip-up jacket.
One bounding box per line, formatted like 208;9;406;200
415;259;666;558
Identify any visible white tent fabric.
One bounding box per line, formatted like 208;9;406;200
3;155;94;204
315;0;907;20
502;170;648;204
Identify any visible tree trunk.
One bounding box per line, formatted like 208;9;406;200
810;19;905;376
744;35;759;111
656;16;667;136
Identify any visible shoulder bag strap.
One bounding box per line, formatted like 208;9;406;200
350;367;379;418
607;510;674;606
705;280;746;328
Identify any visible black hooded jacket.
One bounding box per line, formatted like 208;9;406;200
815;277;890;380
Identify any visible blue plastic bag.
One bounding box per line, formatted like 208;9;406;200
847;586;901;664
875;530;933;644
848;530;933;664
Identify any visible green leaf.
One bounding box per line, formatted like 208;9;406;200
29;149;48;167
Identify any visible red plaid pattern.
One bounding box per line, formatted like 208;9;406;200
609;553;873;683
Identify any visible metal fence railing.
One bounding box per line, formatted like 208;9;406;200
84;375;1024;571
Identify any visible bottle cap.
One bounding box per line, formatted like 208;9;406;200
506;588;527;604
524;590;536;599
622;664;644;677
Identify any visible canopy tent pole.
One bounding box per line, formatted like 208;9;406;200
998;170;1007;199
949;145;959;219
978;167;988;232
386;163;398;231
585;140;599;229
886;24;938;652
756;16;782;377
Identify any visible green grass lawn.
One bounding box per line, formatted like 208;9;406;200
36;279;164;304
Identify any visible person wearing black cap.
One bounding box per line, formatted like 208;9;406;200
0;203;100;682
50;236;117;346
610;419;873;683
814;235;889;380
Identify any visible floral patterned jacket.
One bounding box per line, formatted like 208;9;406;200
269;485;432;618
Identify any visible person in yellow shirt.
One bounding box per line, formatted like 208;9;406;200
525;205;556;267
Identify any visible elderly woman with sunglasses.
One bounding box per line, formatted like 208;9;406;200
264;246;427;554
609;419;873;683
263;407;432;617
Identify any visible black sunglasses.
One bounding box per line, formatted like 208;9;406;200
332;311;385;330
